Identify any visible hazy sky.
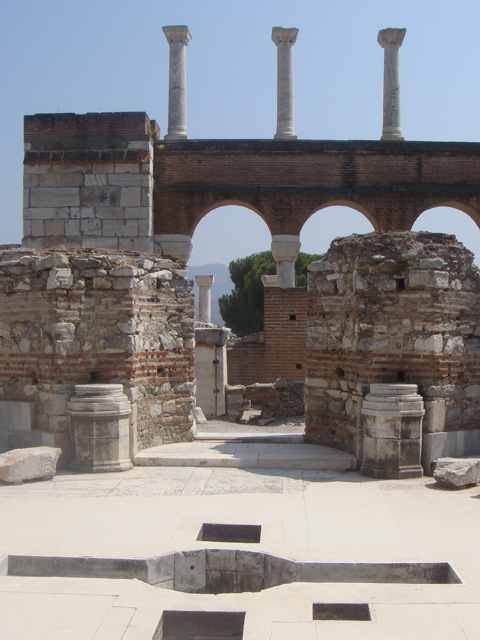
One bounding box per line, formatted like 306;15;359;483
1;0;480;266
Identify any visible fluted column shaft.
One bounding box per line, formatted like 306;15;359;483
272;27;298;140
378;28;406;141
163;25;192;140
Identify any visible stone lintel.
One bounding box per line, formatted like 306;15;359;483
272;27;298;45
195;327;230;346
162;25;192;45
378;28;406;48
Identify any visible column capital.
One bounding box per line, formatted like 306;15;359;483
195;275;214;288
162;25;192;46
378;28;406;48
272;27;298;45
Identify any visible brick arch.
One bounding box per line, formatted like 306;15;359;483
152;139;480;240
302;199;379;232
192;199;269;235
410;201;480;230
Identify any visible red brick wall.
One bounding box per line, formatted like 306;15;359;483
153;140;480;237
227;287;307;385
24;112;160;139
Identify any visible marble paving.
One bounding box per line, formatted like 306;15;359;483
1;464;479;638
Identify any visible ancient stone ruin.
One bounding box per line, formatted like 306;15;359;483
1;25;480;479
305;232;480;474
0;248;195;463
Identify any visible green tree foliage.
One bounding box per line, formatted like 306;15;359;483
219;250;323;336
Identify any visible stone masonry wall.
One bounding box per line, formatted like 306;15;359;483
23;112;159;253
305;232;480;456
0;247;195;457
225;379;304;421
227;287;307;385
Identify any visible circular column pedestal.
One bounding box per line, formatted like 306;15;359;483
360;384;424;479
68;384;132;473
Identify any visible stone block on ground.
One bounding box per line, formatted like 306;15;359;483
0;446;61;484
433;456;480;489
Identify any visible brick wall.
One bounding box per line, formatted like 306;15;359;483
23;112;159;253
227;287;307;385
23;114;480;251
153;139;480;237
305;232;480;456
0;247;195;457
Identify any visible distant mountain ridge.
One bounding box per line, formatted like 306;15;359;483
188;263;233;326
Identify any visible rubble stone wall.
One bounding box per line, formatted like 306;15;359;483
0;247;195;457
305;232;480;456
225;379;304;421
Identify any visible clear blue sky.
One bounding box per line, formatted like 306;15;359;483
1;0;480;265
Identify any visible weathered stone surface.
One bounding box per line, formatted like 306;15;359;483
0;248;196;455
306;232;480;459
434;456;480;489
0;446;61;484
46;267;73;290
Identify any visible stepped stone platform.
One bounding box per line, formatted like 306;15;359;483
134;441;357;470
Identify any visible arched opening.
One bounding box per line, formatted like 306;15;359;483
300;203;375;256
411;204;480;264
189;203;309;436
188;203;271;325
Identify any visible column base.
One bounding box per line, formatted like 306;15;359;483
69;459;133;473
381;131;405;141
153;234;193;261
274;132;298;140
164;131;188;140
360;463;423;479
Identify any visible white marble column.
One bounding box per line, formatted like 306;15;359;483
271;234;301;288
195;275;214;324
162;25;192;140
272;27;298;140
153;233;193;262
378;28;406;141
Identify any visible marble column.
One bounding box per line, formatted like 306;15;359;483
195;275;214;324
378;28;406;141
272;27;298;140
271;234;301;288
162;25;192;140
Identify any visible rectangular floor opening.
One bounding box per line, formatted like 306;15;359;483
313;603;371;621
199;523;261;543
156;611;245;639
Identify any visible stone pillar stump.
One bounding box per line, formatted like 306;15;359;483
68;384;132;473
361;383;424;479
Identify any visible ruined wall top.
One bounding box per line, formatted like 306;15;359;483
310;231;477;280
24;112;160;145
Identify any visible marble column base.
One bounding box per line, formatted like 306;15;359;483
153;234;193;261
360;384;424;479
68;384;132;473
